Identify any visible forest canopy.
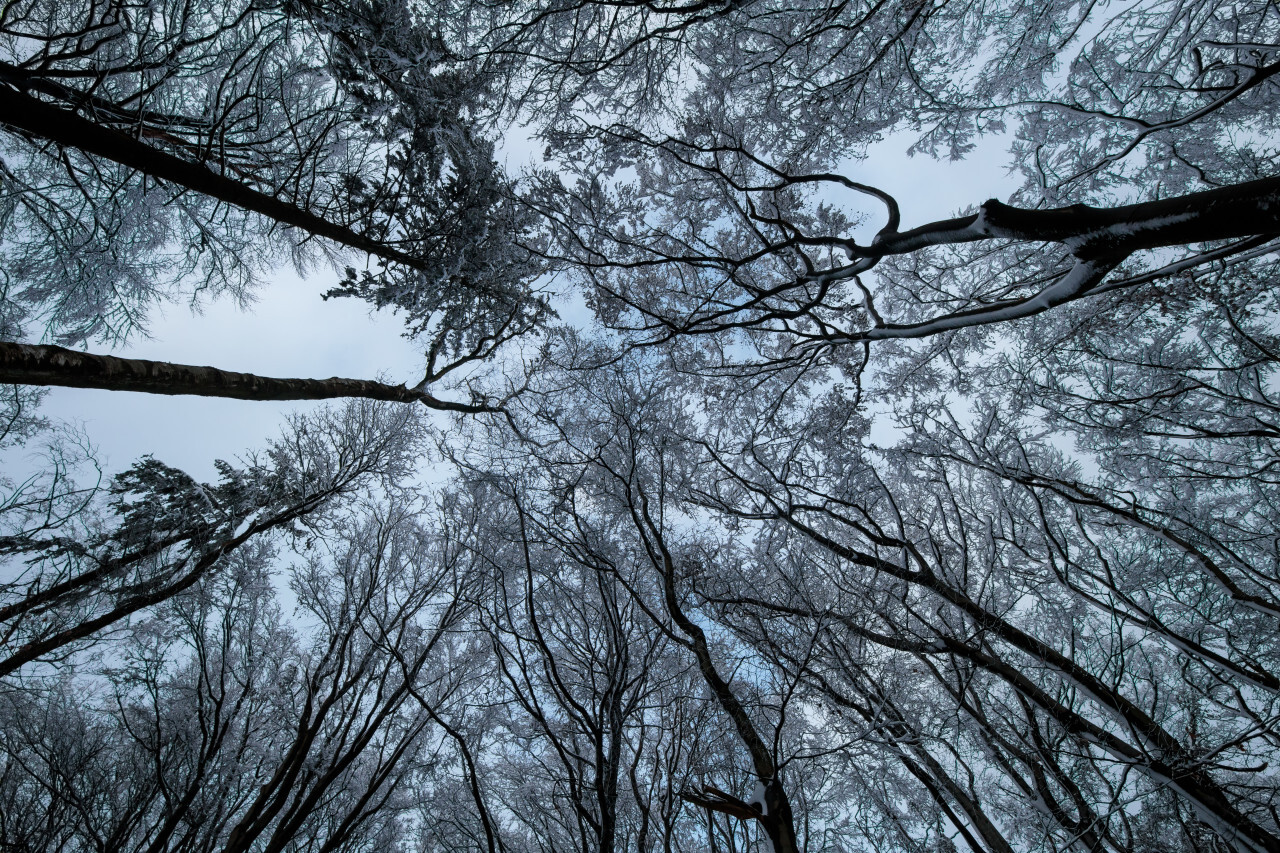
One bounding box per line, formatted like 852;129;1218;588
2;1;1280;852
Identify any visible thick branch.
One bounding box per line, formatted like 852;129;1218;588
836;178;1280;340
866;174;1280;260
862;257;1119;340
0;342;493;413
0;84;428;270
679;785;763;821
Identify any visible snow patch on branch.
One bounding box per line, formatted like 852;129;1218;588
864;258;1110;340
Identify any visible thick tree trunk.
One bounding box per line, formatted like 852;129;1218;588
841;175;1280;340
868;174;1280;260
0;84;426;270
0;341;492;412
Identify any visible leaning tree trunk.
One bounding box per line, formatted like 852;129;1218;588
0;341;493;413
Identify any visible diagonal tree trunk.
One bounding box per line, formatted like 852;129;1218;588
0;85;426;270
630;486;802;853
0;342;493;413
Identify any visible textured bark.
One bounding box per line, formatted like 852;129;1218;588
0;342;493;412
0;85;427;270
867;174;1280;260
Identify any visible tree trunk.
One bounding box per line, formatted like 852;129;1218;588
0;84;426;270
0;341;491;412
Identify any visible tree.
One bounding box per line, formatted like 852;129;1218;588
525;0;1279;372
0;398;425;677
463;479;677;853
1;0;546;407
481;7;1280;843
0;489;483;853
5;0;1280;851
450;344;859;853
470;337;1280;851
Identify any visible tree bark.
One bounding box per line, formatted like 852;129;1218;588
0;341;492;412
0;84;427;270
866;174;1280;260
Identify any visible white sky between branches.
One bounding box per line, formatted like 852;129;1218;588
26;130;1021;483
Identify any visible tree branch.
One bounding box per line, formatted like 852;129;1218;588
0;84;428;271
0;342;495;413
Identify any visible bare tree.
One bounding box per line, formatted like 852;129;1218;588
0;399;425;676
0;490;481;853
453;331;1280;851
5;1;1280;851
524;0;1280;384
1;0;545;405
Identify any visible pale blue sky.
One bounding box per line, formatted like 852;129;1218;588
32;270;424;480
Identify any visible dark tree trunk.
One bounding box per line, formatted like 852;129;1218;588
868;174;1280;259
0;85;427;270
0;341;492;412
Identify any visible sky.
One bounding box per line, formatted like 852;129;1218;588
16;129;1022;485
29;270;424;481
